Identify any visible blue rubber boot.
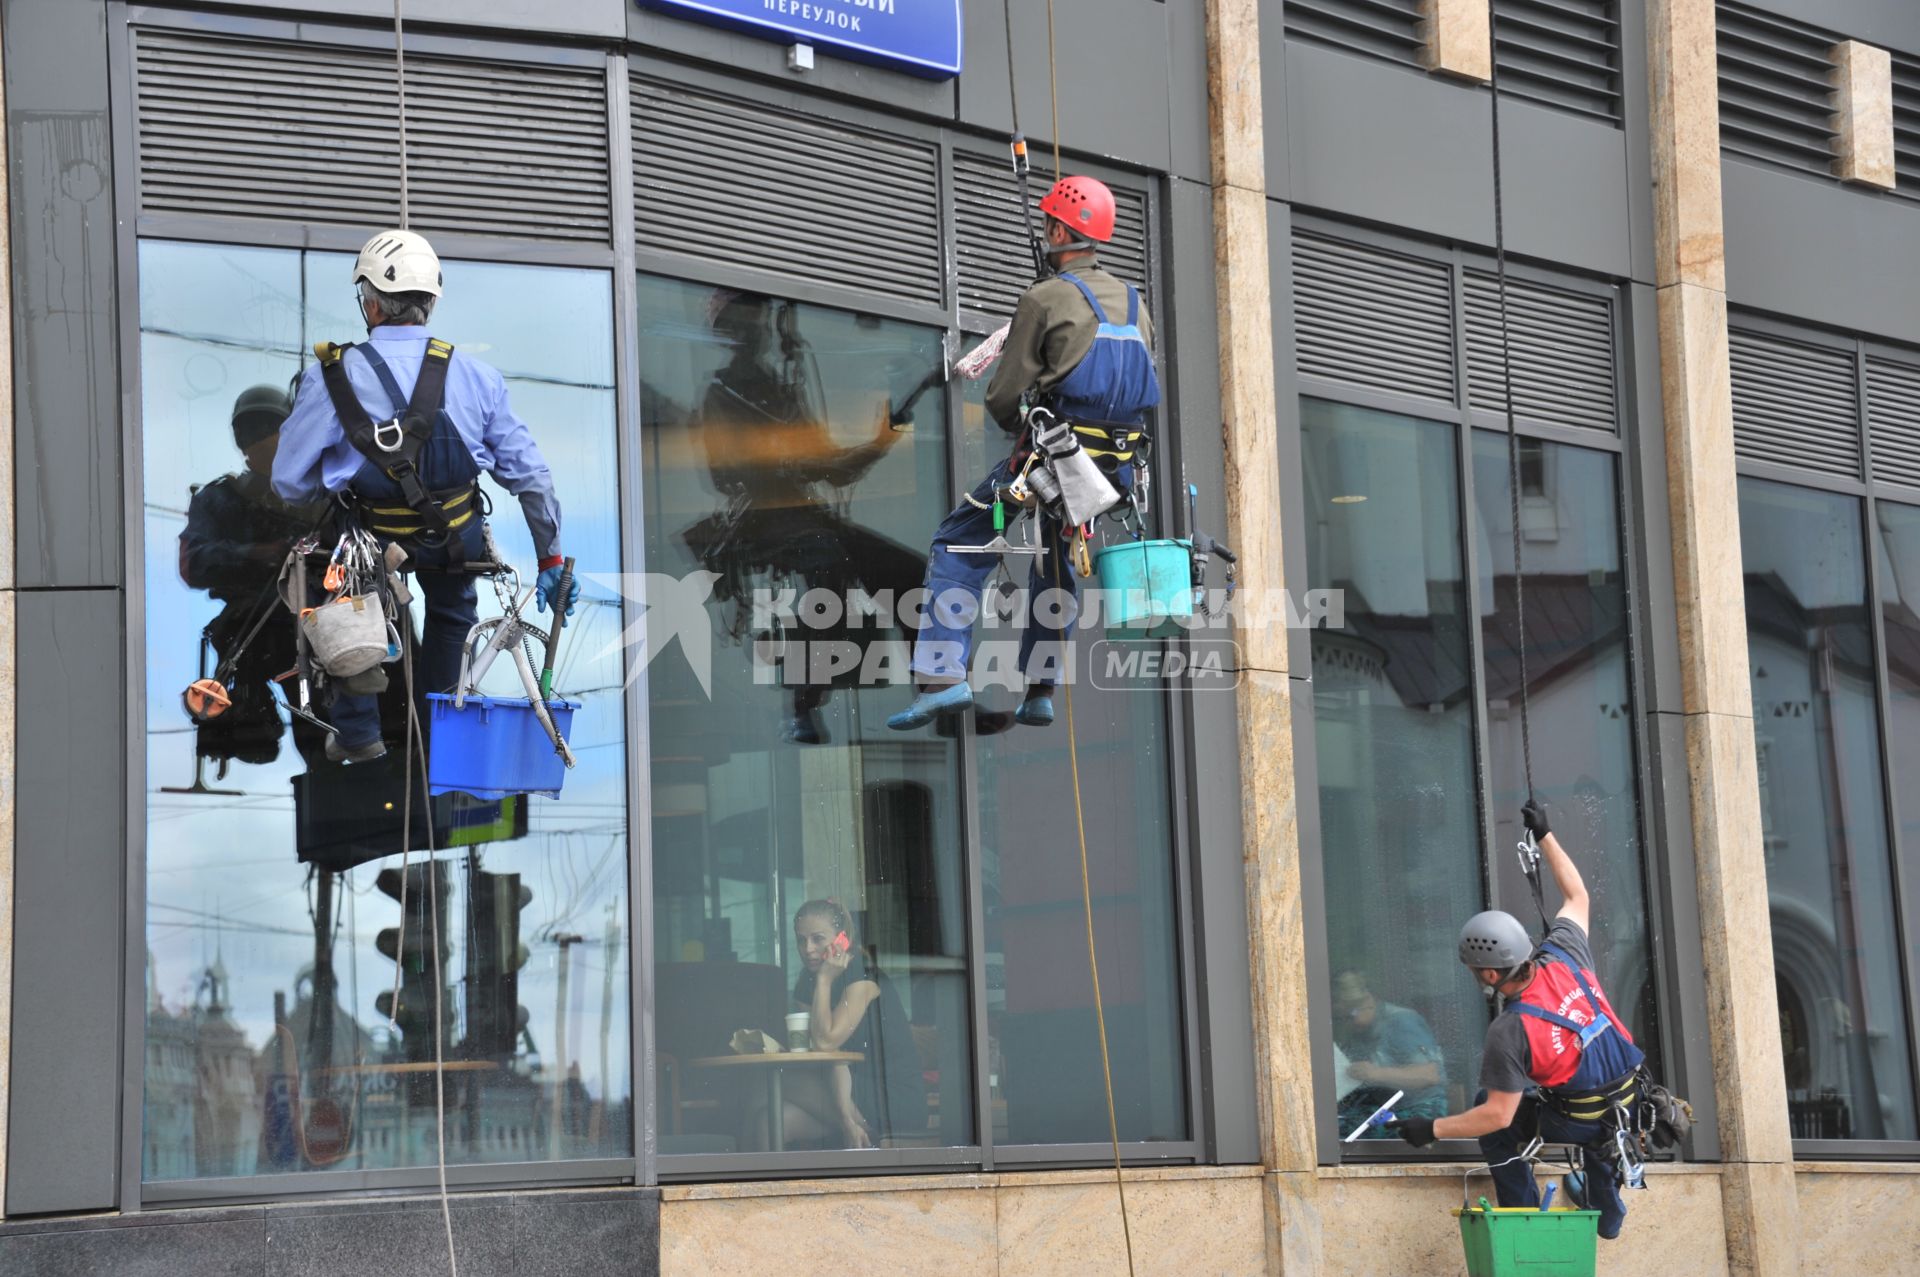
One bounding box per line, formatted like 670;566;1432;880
887;682;974;731
1015;691;1055;727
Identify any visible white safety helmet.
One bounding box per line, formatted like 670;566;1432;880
352;229;443;298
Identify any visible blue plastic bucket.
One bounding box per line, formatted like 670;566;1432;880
1093;538;1195;639
426;693;579;800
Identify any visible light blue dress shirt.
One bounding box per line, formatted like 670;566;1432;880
272;325;562;561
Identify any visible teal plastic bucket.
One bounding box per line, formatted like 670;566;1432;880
1093;538;1194;639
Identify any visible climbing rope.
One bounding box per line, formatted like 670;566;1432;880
394;0;410;229
1054;548;1138;1277
1486;8;1534;808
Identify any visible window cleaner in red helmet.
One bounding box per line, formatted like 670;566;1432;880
889;176;1161;732
1390;801;1651;1242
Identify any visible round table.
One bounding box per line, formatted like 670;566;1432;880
689;1051;865;1152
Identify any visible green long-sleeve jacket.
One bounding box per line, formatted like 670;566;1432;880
983;256;1156;435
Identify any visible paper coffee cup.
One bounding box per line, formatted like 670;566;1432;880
785;1012;810;1052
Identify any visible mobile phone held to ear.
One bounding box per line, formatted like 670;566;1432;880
833;931;850;956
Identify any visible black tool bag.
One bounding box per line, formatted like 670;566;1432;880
1636;1069;1695;1151
315;337;472;568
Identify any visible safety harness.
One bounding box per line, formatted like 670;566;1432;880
314;337;478;567
1510;942;1646;1121
1046;272;1160;474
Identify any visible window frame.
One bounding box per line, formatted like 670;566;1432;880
105;5;1216;1208
1728;309;1920;1162
1280;215;1679;1165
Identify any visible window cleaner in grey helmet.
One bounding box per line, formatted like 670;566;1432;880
273;229;579;762
890;176;1160;732
1388;801;1649;1242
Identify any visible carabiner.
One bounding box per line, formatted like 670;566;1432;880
372;416;406;453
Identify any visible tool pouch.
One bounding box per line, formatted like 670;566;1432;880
302;592;392;679
1034;417;1122;527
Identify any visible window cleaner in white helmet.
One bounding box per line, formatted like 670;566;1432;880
273;229;577;763
888;175;1161;732
1389;801;1649;1242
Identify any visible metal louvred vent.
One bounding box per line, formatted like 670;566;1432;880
632;78;942;308
133;27;611;242
1283;0;1424;69
1493;0;1623;124
952;150;1150;324
1464;272;1617;432
1868;358;1920;490
1892;53;1920;200
1715;3;1840;177
1293;232;1456;405
1729;330;1861;481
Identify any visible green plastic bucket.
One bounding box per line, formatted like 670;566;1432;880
1453;1198;1599;1277
1093;538;1194;639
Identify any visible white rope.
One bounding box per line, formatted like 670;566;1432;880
395;0;410;228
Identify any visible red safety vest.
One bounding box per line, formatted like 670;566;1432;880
1510;947;1637;1090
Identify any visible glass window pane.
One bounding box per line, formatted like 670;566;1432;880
956;340;1190;1147
1470;433;1661;1065
1741;477;1917;1141
639;275;971;1154
1301;399;1481;1136
141;241;631;1182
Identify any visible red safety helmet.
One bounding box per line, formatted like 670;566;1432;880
1039;175;1116;245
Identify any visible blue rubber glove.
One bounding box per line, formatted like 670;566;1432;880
536;564;580;617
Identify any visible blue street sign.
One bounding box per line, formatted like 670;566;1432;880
638;0;963;79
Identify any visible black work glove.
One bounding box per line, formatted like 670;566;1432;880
1391;1117;1436;1149
1521;799;1551;840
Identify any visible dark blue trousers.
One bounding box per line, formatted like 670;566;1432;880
331;526;481;749
1478;1091;1628;1240
913;458;1076;688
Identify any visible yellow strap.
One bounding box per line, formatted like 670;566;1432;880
366;488;473;517
366;505;477;535
314;341;344;365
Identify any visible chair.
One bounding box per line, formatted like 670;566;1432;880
654;961;788;1149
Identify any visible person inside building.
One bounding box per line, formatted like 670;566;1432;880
760;898;927;1150
179;384;330;766
272;229;579;762
1391;801;1644;1240
888;175;1160;732
1331;969;1448;1140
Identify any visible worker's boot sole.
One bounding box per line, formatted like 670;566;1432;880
325;736;389;764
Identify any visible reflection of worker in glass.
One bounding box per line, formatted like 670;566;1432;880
764;899;926;1149
1331;970;1448;1139
179;384;327;764
682;290;929;744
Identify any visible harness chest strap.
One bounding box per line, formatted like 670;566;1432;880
315;337;474;559
1511;943;1641;1119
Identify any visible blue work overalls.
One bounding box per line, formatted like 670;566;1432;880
329;344;486;750
915;275;1160;686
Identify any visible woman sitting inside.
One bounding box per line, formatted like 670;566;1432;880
774;898;928;1149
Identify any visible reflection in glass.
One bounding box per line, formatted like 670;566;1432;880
638;275;969;1153
1877;501;1920;1140
959;339;1190;1147
141;241;631;1181
1302;399;1485;1120
1470;433;1659;1062
1741;478;1916;1140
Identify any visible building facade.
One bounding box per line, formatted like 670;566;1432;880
0;0;1917;1273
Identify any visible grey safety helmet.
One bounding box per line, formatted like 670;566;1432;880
1458;910;1534;972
